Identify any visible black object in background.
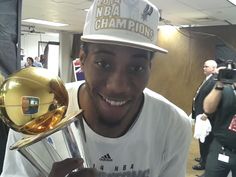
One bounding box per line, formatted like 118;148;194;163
0;0;21;76
0;0;22;173
215;44;236;64
218;69;236;84
0;121;9;174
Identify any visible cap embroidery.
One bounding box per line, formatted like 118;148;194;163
142;4;153;21
81;0;168;53
95;1;154;40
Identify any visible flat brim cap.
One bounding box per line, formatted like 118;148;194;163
81;0;168;53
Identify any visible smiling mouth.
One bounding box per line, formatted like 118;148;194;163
100;95;128;106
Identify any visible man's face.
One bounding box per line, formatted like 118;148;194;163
203;62;215;76
27;58;33;66
80;43;152;126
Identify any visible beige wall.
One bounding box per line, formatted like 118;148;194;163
148;25;236;114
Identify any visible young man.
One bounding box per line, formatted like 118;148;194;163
1;0;192;177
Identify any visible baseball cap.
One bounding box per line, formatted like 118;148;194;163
81;0;167;53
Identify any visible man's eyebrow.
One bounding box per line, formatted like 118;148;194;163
132;53;150;59
93;49;114;55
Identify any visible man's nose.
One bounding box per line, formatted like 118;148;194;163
106;71;130;93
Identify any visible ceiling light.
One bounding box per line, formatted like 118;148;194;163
227;0;236;6
22;19;69;27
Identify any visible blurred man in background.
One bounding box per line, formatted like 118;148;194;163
192;60;218;173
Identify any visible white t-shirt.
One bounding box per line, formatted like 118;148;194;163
1;82;192;177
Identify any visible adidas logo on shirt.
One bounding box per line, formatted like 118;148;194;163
99;153;112;161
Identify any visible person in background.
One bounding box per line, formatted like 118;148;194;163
203;63;236;177
24;57;35;67
1;0;192;177
192;60;218;173
34;56;43;67
40;54;47;68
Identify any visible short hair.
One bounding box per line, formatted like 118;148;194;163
205;60;217;68
27;57;34;63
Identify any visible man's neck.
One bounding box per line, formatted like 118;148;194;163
205;74;213;80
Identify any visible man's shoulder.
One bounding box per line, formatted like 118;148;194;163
144;88;181;109
143;88;192;142
199;75;216;92
143;88;168;103
65;81;84;90
143;88;189;121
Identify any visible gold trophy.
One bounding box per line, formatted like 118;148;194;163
0;67;91;177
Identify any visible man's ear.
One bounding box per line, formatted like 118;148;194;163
79;49;86;69
149;59;152;69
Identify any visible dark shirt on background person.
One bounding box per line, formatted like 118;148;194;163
0;121;9;174
204;79;236;177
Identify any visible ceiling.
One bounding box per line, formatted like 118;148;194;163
21;0;236;33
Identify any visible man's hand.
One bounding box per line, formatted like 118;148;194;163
48;158;97;177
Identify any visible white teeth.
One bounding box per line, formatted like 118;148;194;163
102;96;127;106
105;99;126;106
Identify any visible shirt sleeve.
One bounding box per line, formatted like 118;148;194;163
1;130;40;177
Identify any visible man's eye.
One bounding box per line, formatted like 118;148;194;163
96;61;111;70
129;65;145;73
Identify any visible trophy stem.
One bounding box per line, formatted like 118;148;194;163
18;138;62;177
13;113;91;176
62;116;92;168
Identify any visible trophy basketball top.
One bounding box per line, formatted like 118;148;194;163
0;67;69;135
